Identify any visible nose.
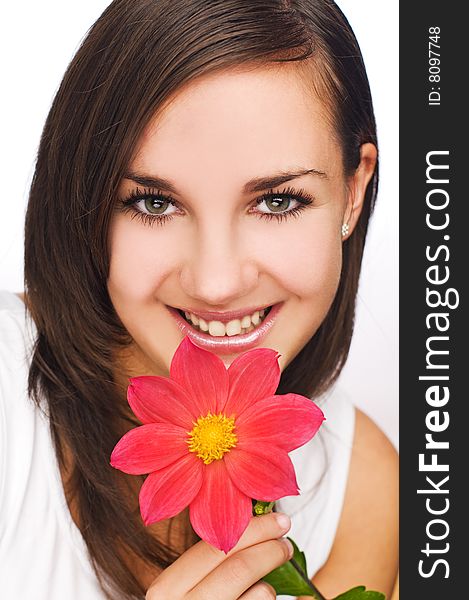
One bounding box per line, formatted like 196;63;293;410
179;224;258;307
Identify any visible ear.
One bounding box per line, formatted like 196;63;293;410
343;142;377;240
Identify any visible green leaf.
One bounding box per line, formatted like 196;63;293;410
262;561;316;597
262;538;318;597
333;586;386;600
290;537;307;573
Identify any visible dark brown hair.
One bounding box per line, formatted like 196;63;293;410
24;0;378;597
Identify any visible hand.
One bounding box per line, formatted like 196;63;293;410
145;511;293;599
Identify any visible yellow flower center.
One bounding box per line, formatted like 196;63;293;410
187;412;237;464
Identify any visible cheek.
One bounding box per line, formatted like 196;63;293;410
297;232;342;299
107;218;176;302
259;220;342;302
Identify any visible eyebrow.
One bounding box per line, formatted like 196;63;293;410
124;167;328;195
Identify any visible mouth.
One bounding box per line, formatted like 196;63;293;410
167;303;282;354
179;306;273;336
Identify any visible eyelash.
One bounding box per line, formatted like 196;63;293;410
118;185;314;227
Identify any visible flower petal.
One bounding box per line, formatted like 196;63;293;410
189;460;252;553
235;393;325;452
110;423;189;475
139;453;203;525
224;443;299;501
223;348;281;417
128;375;196;428
170;337;229;415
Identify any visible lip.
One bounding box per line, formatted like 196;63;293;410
167;302;283;354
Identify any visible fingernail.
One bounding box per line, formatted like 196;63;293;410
282;537;294;558
275;512;291;532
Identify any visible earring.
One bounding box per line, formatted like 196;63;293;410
341;223;350;237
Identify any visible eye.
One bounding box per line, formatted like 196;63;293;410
136;196;178;216
257;196;299;213
252;186;314;221
118;187;181;227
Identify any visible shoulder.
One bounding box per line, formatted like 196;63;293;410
311;408;398;599
0;290;33;350
351;409;398;480
0;290;25;309
0;290;37;523
0;290;27;345
346;410;398;528
0;289;37;417
0;287;34;397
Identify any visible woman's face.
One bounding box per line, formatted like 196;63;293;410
108;65;368;377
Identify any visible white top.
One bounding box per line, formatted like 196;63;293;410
0;289;355;599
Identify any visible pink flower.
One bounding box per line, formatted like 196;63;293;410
110;337;325;553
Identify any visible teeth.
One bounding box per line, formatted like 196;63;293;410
208;321;226;337
226;319;242;336
240;314;251;329
182;306;271;337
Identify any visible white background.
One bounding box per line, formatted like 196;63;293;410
0;1;398;448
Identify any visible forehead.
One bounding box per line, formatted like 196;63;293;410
131;65;342;192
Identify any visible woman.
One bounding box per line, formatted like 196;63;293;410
0;0;398;598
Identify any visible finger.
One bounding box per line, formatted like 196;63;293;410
190;537;293;600
148;512;290;597
238;581;277;599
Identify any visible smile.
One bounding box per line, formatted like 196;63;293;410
180;306;273;337
167;303;282;354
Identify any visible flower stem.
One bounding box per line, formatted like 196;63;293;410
288;557;327;600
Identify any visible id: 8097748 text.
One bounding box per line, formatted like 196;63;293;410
428;26;441;106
